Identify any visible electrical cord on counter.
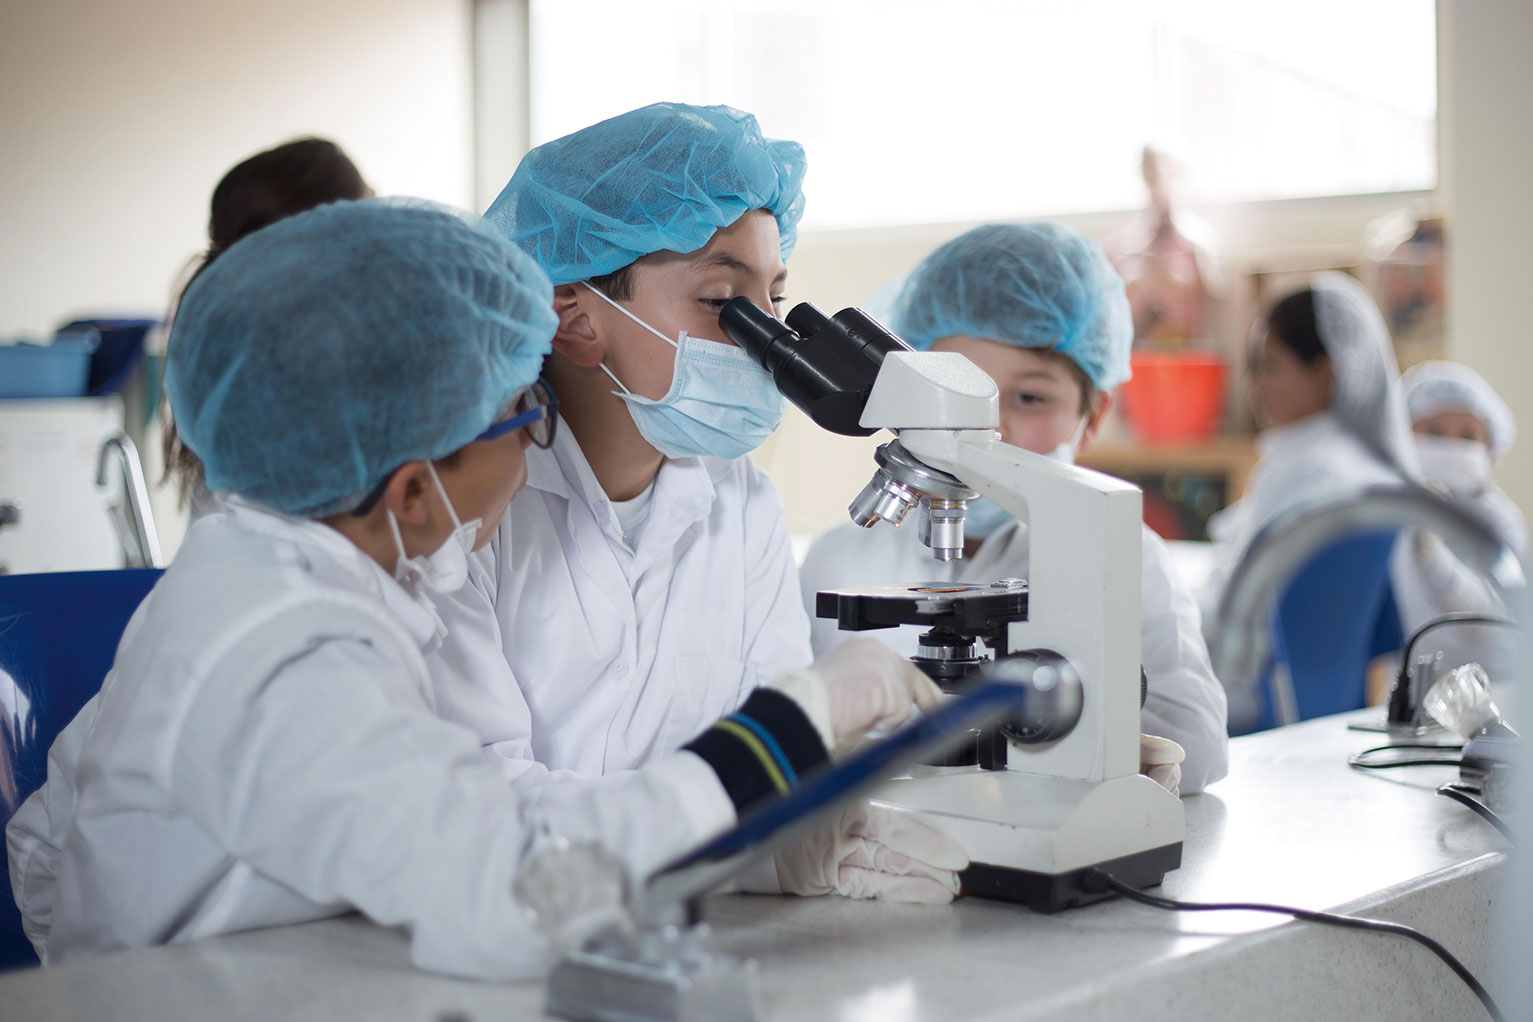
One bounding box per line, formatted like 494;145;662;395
1346;748;1515;843
1347;742;1463;771
1436;783;1514;841
1388;613;1515;723
1085;871;1504;1022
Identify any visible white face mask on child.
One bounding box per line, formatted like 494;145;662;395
1415;434;1494;498
386;461;481;595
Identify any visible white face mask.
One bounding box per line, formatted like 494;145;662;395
1044;415;1090;465
1415;434;1494;498
386;461;482;595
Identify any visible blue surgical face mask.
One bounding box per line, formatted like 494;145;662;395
964;418;1089;540
582;283;784;460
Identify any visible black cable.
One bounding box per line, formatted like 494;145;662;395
1088;871;1504;1022
1388;613;1516;723
1347;741;1463;771
1437;783;1515;841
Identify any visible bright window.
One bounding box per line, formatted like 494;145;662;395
530;0;1435;229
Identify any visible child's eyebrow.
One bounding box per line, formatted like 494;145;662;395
1010;369;1064;384
693;252;789;285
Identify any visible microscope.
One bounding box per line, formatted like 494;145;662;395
534;301;1181;1022
720;298;1184;910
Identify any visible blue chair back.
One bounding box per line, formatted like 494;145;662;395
1240;529;1402;733
0;569;163;971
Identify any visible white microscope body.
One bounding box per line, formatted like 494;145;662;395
858;351;1184;907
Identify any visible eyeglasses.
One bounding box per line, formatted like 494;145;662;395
475;377;559;450
351;378;559;517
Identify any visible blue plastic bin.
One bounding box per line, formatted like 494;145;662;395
0;330;101;399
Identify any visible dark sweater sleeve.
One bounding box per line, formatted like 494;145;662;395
683;688;829;816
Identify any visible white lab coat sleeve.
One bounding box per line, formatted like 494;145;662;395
168;635;733;982
425;537;614;804
1479;488;1527;554
5;696;101;955
1137;529;1229;793
738;464;814;695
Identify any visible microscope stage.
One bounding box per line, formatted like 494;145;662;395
815;580;1028;634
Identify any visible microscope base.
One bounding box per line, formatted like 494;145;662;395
961;842;1182;912
873;769;1185;911
545;925;762;1022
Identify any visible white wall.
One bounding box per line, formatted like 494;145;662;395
1;0;474;559
0;0;474;338
1438;0;1533;517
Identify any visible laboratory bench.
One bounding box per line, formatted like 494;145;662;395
0;706;1509;1022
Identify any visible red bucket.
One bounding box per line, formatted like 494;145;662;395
1120;351;1226;444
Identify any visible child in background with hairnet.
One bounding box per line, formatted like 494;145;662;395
426;102;966;901
5;200;956;976
1390;360;1525;672
798;222;1229;795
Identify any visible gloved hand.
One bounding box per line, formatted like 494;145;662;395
769;638;943;753
775;800;969;904
1140;734;1186;797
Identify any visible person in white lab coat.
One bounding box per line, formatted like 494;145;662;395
5;200;959;976
427;106;820;793
422;106;967;904
1389;360;1525;669
799;222;1229;794
1199;274;1419;726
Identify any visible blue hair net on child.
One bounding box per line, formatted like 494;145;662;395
486;102;807;285
889;222;1132;391
165;199;558;517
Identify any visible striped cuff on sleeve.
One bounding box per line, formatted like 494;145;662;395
683;688;830;816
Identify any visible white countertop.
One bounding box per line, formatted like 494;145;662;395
0;708;1510;1022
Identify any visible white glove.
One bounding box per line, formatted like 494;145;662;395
775;801;969;904
769;638;943;753
1140;734;1186;797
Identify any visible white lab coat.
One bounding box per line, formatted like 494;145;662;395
1198;411;1407;726
1388;483;1526;677
5;499;732;977
798;517;1230;794
426;425;813;798
1200;411;1406;627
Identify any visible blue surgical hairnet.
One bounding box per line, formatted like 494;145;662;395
487;102;807;285
166;198;558;518
889;222;1133;391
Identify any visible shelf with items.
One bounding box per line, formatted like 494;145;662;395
1078;438;1258;542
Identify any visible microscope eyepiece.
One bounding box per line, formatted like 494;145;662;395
716;298;921;438
784;302;831;338
718;297;796;372
718;297;890;437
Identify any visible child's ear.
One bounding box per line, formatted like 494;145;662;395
1079;390;1113;453
551;284;607;368
385;462;433;527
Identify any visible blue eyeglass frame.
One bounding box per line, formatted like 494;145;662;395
476;404;545;442
351;378;558;517
478;377;558;445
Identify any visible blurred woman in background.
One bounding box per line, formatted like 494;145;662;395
1199;274;1419;722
